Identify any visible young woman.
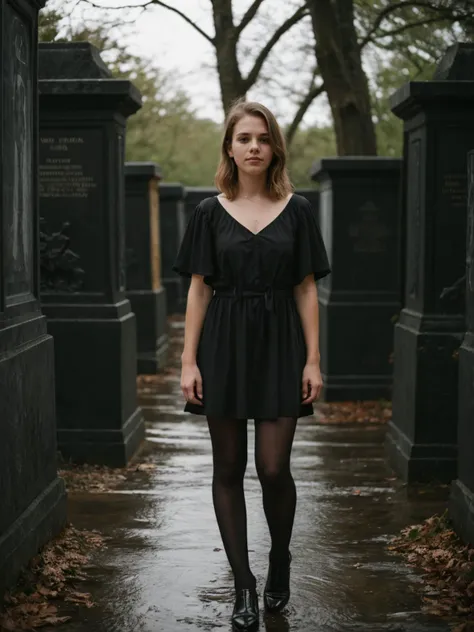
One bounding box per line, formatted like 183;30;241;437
172;100;330;631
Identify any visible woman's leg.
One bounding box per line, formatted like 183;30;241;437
254;417;298;561
207;416;256;591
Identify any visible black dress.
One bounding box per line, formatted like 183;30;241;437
172;193;331;420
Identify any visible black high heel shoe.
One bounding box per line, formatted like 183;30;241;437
232;588;259;631
263;551;291;612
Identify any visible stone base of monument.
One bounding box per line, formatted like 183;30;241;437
450;333;474;543
0;317;67;595
43;302;145;466
127;287;168;374
450;480;474;545
0;479;67;597
386;423;458;484
318;297;396;401
385;312;460;483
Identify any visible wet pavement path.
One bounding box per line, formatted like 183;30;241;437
56;320;450;632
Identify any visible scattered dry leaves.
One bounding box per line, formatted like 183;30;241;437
0;525;106;631
388;511;474;627
316;400;392;424
58;458;157;493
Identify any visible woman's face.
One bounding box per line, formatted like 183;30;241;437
228;115;274;177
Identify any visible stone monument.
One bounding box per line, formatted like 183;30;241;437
386;44;474;482
159;183;187;313
310;158;402;401
125;162;168;374
38;42;145;466
450;149;474;543
0;2;66;594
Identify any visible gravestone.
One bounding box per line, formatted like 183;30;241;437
125;162;168;374
159;183;187;313
0;1;66;594
310;158;402;401
38;42;145;466
386;45;474;483
450;150;474;543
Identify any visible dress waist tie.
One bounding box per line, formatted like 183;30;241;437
214;287;294;312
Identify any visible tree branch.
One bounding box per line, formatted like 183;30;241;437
366;15;451;45
358;0;471;50
151;0;215;44
286;81;325;147
80;0;154;10
243;4;309;91
81;0;215;44
236;0;266;36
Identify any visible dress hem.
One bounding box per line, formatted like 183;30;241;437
183;403;314;419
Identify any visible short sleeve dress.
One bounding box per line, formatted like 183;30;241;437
172;193;331;420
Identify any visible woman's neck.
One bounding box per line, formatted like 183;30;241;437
236;171;268;200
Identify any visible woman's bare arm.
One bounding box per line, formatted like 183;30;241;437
294;274;322;402
181;275;213;405
294;274;320;364
182;275;213;364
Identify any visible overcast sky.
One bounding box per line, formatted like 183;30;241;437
48;0;332;127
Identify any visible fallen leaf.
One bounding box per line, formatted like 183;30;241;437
44;615;72;625
388;510;474;625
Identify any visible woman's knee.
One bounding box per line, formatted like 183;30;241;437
213;457;247;487
256;460;290;488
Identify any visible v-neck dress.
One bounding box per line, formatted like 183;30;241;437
172;193;331;420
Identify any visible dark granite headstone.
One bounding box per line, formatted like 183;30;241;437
38;43;145;466
450;150;474;543
0;2;66;594
125;162;168;374
159;183;187;313
310;158;402;401
386;46;474;483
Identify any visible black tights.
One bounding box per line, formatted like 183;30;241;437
207;416;297;591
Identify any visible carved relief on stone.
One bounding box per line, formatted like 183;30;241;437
407;138;421;300
39;219;84;292
467;152;474;298
6;13;33;296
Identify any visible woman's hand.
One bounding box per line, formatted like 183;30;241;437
301;362;323;404
181;362;204;406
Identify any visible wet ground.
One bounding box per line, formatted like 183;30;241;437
53;319;451;632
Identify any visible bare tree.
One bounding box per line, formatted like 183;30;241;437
307;0;474;155
74;0;320;144
308;0;376;155
68;0;474;154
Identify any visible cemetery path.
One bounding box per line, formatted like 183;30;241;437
49;319;450;632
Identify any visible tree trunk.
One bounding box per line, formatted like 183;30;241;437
211;0;247;113
308;0;377;155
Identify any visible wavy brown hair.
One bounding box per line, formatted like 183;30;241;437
214;99;293;201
